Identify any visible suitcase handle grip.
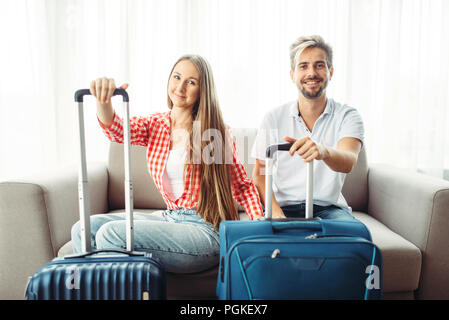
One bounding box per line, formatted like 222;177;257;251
271;220;322;233
265;142;293;159
65;249;145;259
74;88;129;102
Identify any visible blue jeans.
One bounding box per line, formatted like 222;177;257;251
280;203;355;220
71;209;220;274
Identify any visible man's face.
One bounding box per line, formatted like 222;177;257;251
290;47;333;99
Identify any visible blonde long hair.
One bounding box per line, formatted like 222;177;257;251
167;54;238;230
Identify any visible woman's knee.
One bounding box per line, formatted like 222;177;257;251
95;221;126;250
72;214;120;236
71;220;80;238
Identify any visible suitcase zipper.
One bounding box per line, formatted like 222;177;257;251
226;236;373;267
271;249;281;258
305;233;354;239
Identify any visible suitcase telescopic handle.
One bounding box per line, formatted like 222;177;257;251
74;88;129;102
75;87;134;253
264;142;314;220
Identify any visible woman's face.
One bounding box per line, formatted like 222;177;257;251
168;59;201;110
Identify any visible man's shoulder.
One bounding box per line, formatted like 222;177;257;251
329;98;360;116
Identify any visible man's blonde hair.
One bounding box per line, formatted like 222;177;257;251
289;35;333;70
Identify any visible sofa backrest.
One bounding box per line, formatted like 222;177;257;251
107;128;368;212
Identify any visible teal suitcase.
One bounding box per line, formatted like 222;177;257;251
216;143;382;300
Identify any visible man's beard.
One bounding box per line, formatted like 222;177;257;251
299;78;328;99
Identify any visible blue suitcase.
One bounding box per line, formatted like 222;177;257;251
26;249;166;300
26;89;166;300
216;143;382;300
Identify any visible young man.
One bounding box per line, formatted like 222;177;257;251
252;35;364;219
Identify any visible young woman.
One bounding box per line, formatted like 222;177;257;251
71;55;264;273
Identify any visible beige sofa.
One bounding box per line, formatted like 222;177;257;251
1;128;449;299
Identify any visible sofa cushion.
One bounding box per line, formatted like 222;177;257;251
57;240;74;257
108;143;166;210
353;211;422;293
342;147;368;211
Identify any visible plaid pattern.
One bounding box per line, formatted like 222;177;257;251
99;112;264;220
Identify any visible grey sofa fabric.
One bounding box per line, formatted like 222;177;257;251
1;129;448;299
107;145;166;211
352;212;421;293
0;163;108;299
0;183;54;299
367;164;449;299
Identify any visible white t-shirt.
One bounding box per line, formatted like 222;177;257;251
251;98;364;211
162;147;187;201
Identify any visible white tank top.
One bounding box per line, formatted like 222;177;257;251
162;147;187;201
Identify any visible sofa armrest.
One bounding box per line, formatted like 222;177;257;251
0;182;54;299
0;162;108;299
368;163;449;299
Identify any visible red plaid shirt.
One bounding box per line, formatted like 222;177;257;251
99;111;264;220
